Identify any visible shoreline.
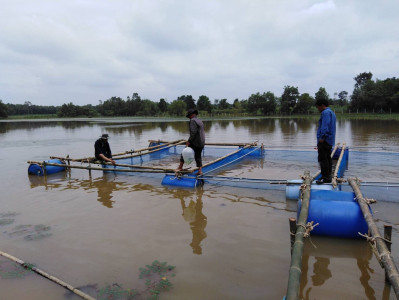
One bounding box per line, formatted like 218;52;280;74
2;113;399;122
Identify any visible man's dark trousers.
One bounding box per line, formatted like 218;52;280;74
318;141;332;180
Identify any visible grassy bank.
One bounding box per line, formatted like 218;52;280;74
2;113;399;121
6;114;58;120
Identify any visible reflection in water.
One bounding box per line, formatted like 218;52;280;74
174;187;208;255
300;237;377;300
311;257;331;286
28;172;67;190
29;172;122;208
91;175;117;208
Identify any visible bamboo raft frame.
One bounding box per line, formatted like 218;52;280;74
29;141;261;176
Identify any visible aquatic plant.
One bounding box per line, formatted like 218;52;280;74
97;283;138;300
95;260;176;300
139;260;175;299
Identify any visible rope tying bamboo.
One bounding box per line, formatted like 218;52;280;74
355;195;377;205
358;233;392;245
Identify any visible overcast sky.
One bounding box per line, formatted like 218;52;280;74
1;0;398;106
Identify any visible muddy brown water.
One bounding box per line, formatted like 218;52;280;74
0;117;398;299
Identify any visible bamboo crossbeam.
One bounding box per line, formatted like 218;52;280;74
147;139;257;147
286;171;312;300
112;139;185;157
348;178;399;298
0;250;95;300
27;161;191;174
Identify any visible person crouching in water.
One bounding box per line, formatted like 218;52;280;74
176;109;205;175
94;133;116;165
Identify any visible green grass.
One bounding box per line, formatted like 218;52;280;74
3;112;399;121
6;114;58;119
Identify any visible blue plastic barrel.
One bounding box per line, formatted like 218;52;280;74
297;190;370;238
310;190;355;202
28;159;66;176
286;180;334;200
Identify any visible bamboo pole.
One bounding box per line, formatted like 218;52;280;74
0;250;95;300
286;171;312;300
97;140;186;161
28;161;190;174
331;143;346;187
348;178;399;298
112;139;185;156
50;140;186;162
147;139;257;147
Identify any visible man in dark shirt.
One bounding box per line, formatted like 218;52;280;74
176;108;205;175
94;133;116;165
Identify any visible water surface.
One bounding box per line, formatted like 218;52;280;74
0;117;398;299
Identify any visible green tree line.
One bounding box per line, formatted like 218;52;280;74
1;72;398;118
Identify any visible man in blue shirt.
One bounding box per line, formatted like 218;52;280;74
315;99;336;184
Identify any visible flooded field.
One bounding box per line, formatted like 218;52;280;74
0;117;398;299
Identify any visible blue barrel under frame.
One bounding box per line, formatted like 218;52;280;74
286;147;349;200
28;159;66;176
298;190;370;238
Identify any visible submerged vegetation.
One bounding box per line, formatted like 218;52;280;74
0;257;175;300
1;72;398;119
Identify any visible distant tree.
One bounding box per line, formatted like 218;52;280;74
126;93;142;115
315;87;330;105
248;93;264;114
197;95;212;113
0;100;8;118
354;72;373;90
294;93;314;113
58;102;78;117
218;99;230;110
239;99;248;111
136;99;158;116
168;100;186;116
177;95;196;110
101;97;126;116
158;98;168;113
337;91;348;106
248;92;276;115
281;86;300;114
390;91;399;112
233;99;241;110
